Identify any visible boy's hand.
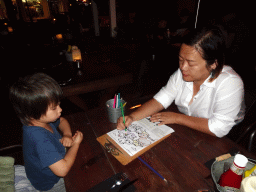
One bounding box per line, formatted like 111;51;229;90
60;136;73;147
72;131;83;146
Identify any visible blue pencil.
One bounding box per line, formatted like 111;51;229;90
138;157;167;182
118;93;121;108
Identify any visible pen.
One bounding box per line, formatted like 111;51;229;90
138;157;167;182
121;103;127;131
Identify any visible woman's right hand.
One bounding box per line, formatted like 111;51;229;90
116;115;133;130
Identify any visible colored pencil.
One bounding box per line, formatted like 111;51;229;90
113;94;116;108
138;157;167;182
121;104;126;131
123;102;127;107
118;93;121;108
116;94;118;108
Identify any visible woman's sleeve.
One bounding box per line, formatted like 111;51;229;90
153;70;180;109
208;77;244;137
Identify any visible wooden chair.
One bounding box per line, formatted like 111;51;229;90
230;95;256;152
242;121;256;152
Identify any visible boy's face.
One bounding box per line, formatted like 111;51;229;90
40;103;62;124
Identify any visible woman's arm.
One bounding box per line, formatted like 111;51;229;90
151;112;215;136
177;114;214;136
117;98;164;130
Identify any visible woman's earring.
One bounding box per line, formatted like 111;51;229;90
211;70;216;78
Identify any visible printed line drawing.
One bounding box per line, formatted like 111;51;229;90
107;117;175;156
117;123;156;152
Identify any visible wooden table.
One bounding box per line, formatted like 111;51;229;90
63;98;255;192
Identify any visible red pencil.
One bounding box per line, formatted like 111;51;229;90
113;94;116;108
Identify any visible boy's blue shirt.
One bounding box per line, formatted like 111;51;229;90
22;118;66;191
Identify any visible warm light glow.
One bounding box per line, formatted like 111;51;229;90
72;46;82;61
7;27;13;33
4;23;7;25
56;34;63;40
130;104;141;109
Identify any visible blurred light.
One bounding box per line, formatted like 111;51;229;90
56;34;63;40
130;104;141;109
72;46;82;61
8;27;13;33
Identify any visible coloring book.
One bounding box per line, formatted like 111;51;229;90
107;117;175;156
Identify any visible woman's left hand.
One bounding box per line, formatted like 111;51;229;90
150;112;179;126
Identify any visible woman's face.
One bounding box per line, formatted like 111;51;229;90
179;44;216;86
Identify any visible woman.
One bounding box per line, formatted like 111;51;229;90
117;26;245;138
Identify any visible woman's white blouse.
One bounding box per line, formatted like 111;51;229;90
154;65;245;137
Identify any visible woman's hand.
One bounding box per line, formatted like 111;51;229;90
150;112;179;126
116;115;134;130
60;135;73;147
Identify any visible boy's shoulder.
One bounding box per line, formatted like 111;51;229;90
22;125;42;132
22;125;48;140
22;118;61;131
22;118;61;140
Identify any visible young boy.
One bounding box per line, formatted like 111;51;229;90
9;73;83;191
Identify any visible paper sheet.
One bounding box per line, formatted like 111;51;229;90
107;117;175;156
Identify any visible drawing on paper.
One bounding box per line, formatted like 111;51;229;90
107;117;174;156
112;123;156;152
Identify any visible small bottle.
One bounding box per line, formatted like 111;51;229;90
218;154;248;189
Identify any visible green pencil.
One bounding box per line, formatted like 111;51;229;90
121;103;126;131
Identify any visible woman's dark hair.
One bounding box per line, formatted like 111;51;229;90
182;26;226;81
9;73;63;125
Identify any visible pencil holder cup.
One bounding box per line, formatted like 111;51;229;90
106;99;126;123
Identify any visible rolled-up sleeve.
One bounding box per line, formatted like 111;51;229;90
154;70;180;109
208;77;244;137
